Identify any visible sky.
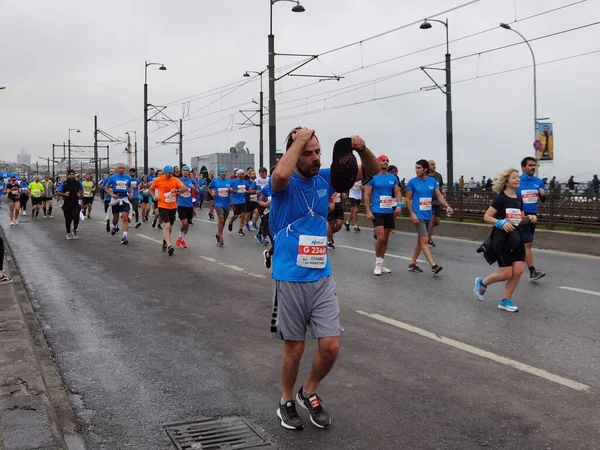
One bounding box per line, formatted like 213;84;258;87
1;0;599;184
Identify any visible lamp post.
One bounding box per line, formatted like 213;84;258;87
500;23;538;165
243;70;266;169
420;18;454;190
68;128;80;170
144;61;167;175
125;130;137;171
268;0;305;168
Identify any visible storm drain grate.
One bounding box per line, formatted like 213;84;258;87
164;416;276;449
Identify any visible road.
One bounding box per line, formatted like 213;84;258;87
2;208;599;450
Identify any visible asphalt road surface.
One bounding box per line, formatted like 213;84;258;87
2;208;599;450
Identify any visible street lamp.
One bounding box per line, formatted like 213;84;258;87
500;22;538;166
243;70;266;169
144;61;167;175
68;128;80;170
125;131;137;171
268;0;305;168
419;18;454;190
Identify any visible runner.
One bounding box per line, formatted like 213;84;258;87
516;157;546;281
270;127;378;430
208;168;232;246
253;167;270;243
244;168;260;232
56;169;83;240
173;165;181;178
0;177;5;209
150;165;188;255
228;169;252;236
129;168;142;229
103;163;133;245
27;174;44;220
474;168;535;312
151;169;164;229
196;173;206;210
326;192;344;249
175;165;200;249
258;182;273;267
0;236;13;284
81;173;95;219
205;170;216;220
5;176;21;226
19;177;29;217
426;160;444;247
100;168;116;232
406;159;453;275
41;172;55;218
345;180;363;232
139;175;152;222
364;155;402;275
147;167;156;183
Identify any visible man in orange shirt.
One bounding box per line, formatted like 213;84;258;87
150;165;189;256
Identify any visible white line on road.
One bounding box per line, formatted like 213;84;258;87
335;244;423;263
356;310;590;392
560;286;600;297
199;256;266;278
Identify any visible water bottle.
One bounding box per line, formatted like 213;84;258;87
446;208;452;218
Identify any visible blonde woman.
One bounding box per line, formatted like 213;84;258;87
473;168;537;312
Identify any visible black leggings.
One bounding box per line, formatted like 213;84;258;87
0;236;4;271
63;207;80;233
260;212;275;257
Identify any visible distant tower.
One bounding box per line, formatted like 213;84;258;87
17;147;31;165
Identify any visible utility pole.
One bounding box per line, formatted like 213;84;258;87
94;115;99;182
179;119;183;168
36;161;39;173
134;140;138;172
52;145;55;180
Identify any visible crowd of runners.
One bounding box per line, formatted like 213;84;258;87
1;127;549;430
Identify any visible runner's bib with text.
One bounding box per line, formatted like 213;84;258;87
218;188;229;197
32;189;41;197
297;235;327;269
116;180;128;191
249;194;258;202
379;195;396;209
521;189;538;204
237;185;247;193
164;191;176;203
506;208;522;226
180;191;191;198
419;197;432;211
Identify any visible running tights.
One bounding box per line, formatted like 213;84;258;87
63;207;80;233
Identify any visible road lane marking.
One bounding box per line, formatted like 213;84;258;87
560;286;600;297
356;310;590;392
334;244;423;263
198;256;266;278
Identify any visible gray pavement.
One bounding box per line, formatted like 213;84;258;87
1;208;599;449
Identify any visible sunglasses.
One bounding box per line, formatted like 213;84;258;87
380;159;389;162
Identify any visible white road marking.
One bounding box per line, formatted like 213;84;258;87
356;310;590;392
560;286;600;297
137;234;163;245
199;256;266;279
335;244;423;263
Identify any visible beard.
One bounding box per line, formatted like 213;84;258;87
296;161;321;178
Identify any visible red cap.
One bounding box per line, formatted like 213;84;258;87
378;154;389;162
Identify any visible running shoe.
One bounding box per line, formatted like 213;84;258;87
106;220;111;232
432;264;443;275
380;265;392;274
428;239;436;247
66;233;72;240
228;220;233;232
252;223;260;231
9;221;15;226
276;400;303;430
135;223;141;229
72;230;79;240
263;249;272;269
215;234;220;245
49;215;54;219
296;388;331;429
14;220;18;225
373;264;382;276
121;236;129;245
157;224;162;230
354;226;361;233
42;215;47;219
473;277;486;301
327;242;335;250
237;230;245;236
244;224;251;231
180;240;187;249
373;232;377;240
0;274;13;284
168;246;174;256
111;226;119;236
530;270;546;282
162;240;167;252
408;263;423;273
344;221;350;232
152;218;157;228
175;237;183;247
218;239;224;247
255;234;264;244
498;299;519;312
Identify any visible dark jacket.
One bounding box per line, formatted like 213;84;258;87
477;227;524;265
61;179;82;209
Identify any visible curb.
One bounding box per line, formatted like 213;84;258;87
0;226;86;450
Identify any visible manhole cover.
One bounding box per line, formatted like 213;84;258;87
164;416;275;449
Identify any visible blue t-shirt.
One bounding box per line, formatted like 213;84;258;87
130;176;139;196
104;174;131;198
208;177;232;209
147;174;156;183
230;179;251;205
407;176;439;221
270;168;335;282
367;173;398;214
197;179;207;192
0;181;5;194
260;184;272;202
517;174;545;214
177;177;199;207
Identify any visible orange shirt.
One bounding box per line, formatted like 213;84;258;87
150;176;184;209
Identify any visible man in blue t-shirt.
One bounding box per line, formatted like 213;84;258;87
406;159;453;275
208;167;232;246
129;168;142;229
516;156;546;281
269;127;379;431
146;168;156;183
0;177;5;208
103;163;133;244
364;154;402;276
175;166;200;249
228;169;252;236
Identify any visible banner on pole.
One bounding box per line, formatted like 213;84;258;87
535;122;554;161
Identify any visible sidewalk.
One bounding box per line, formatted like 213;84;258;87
0;226;69;450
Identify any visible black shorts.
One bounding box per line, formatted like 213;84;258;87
520;218;537;243
247;201;258;213
177;206;194;222
233;203;246;216
140;195;150;204
206;190;214;201
349;198;361;207
82;197;94;206
111;200;131;215
41;197;52;202
159;207;177;225
328;203;344;221
432;204;442;218
497;245;526;267
31;197;43;206
372;213;395;230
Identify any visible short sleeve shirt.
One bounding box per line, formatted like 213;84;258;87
491;193;524;226
407;176;439;221
208;177;233;209
367;173;398;214
150;176;184;209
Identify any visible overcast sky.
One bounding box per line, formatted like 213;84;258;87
1;0;599;182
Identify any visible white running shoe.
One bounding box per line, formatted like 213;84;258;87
373;264;382;276
380;265;392;274
66;233;72;240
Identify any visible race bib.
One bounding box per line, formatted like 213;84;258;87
419;197;432;211
379;195;395;209
237;185;247;193
180;191;191;198
218;187;229;197
115;180;127;191
164;191;176;203
131;181;138;189
83;192;93;197
506;208;522;226
249;194;258;202
297;235;327;269
521;189;538;204
32;189;41;196
142;189;149;194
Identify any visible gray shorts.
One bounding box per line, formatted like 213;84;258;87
215;206;230;219
271;276;340;341
414;219;431;237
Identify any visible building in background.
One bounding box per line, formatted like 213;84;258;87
191;141;255;176
16;147;31;166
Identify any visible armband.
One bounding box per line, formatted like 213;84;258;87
494;219;507;230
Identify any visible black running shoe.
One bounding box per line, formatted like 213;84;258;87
428;239;436;247
162;240;167;252
157;224;162;230
121;237;129;245
152;218;157;228
327;242;335;249
432;264;443;275
228;220;233;232
110;226;118;236
168;246;174;256
135;222;141;229
408;263;423;273
296;388;331;429
106;220;110;232
373;232;377;240
277;400;303;430
263;249;272;269
530;270;546;282
218;239;224;247
237;230;245;236
344;221;350;232
215;234;220;245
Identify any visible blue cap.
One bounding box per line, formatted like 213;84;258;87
182;165;191;171
218;167;227;172
163;165;174;173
